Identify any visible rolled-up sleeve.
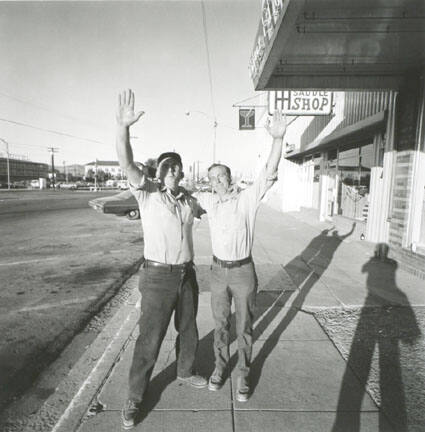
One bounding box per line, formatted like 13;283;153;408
243;165;277;205
129;178;157;202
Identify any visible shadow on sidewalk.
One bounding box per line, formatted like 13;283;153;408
136;224;355;425
248;223;356;394
331;243;422;432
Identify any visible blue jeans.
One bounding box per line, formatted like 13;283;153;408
128;262;199;403
210;261;257;379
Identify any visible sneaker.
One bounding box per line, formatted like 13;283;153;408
236;377;250;403
208;370;224;391
121;399;140;429
177;374;208;388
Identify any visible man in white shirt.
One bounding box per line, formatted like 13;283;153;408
196;109;286;402
116;89;206;429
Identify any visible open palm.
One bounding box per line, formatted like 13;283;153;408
116;89;144;127
266;109;287;138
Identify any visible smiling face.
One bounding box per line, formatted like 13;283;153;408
208;165;231;196
158;158;183;191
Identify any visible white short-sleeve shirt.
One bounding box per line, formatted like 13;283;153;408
196;165;277;261
130;178;203;264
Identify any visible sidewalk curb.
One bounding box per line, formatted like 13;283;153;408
21;276;140;432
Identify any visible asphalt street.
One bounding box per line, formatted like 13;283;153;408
0;190;144;415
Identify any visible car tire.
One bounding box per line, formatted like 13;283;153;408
126;209;140;220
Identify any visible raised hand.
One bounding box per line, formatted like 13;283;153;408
116;89;145;127
265;109;287;139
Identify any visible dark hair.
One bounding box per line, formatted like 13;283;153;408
207;163;231;179
157;152;182;167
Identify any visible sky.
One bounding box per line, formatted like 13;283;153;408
0;0;310;176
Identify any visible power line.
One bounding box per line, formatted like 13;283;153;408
0;117;103;144
5;140;49;150
232;92;268;108
0;91;107;130
201;1;216;119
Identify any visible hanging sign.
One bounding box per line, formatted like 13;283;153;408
268;91;333;116
239;109;255;130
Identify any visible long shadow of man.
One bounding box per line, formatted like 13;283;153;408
248;223;356;393
331;243;421;432
136;223;355;424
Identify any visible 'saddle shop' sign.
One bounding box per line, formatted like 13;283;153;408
268;91;333;116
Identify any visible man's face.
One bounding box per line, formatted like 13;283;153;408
158;158;182;190
208;166;230;195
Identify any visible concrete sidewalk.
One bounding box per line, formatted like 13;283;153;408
26;205;424;432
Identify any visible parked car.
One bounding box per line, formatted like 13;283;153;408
59;183;78;190
88;190;140;220
117;180;129;190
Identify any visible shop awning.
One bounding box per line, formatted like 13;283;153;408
251;0;425;91
287;110;386;160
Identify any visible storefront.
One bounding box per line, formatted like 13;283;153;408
283;90;391;243
250;0;425;275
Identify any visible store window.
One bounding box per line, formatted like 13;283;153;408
419;185;425;248
337;143;372;220
312;153;322;209
313;154;322;182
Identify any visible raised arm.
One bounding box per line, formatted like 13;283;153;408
264;109;287;176
116;89;145;186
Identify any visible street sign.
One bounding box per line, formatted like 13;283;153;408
268;91;333;116
239;108;255;130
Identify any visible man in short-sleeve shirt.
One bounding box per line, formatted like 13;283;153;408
196;110;287;402
115;90;206;430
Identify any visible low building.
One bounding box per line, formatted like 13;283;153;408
84;161;123;178
0;156;49;185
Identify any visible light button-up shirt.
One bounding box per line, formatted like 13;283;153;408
130;179;202;264
197;165;277;261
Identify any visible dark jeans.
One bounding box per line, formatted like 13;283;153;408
128;262;199;403
210;261;257;379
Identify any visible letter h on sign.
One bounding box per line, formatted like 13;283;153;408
239;109;255;130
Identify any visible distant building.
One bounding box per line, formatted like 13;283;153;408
0;156;49;184
84;160;147;179
85;161;123;178
57;164;85;178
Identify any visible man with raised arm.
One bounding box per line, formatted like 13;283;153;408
116;89;206;430
196;109;287;402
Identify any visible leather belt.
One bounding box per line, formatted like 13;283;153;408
213;255;252;269
143;258;192;271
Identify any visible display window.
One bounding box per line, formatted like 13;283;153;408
337;143;373;220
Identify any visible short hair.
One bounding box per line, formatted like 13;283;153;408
157;152;182;167
207;163;231;179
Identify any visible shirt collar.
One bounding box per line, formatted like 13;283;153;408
160;185;186;201
213;184;241;203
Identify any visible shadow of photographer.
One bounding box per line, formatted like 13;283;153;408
331;243;422;432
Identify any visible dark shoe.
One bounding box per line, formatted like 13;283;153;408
208;369;224;391
236;376;250;402
177;374;208;388
121;399;140;429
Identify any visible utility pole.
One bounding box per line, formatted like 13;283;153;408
63;160;68;183
47;147;59;189
0;138;11;189
197;160;200;182
94;159;98;191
